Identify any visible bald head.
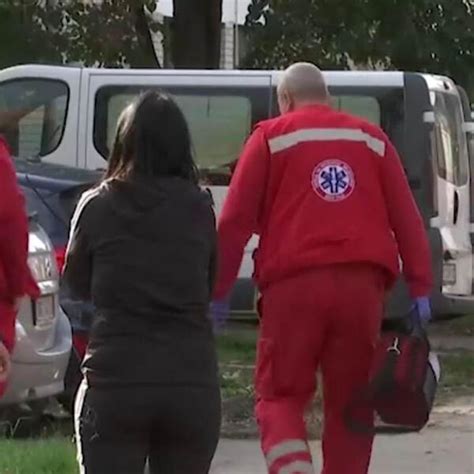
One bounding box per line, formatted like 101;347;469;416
277;62;329;114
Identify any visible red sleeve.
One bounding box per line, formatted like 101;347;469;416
380;138;433;298
0;138;37;303
214;127;270;300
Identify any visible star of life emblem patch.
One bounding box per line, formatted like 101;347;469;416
312;159;355;202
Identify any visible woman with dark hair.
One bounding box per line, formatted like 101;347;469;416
63;91;221;474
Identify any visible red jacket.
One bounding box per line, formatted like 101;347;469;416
215;104;432;299
0;137;39;345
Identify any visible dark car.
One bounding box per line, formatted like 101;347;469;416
15;159;101;410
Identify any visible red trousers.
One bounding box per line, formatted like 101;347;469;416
0;302;16;398
255;264;385;474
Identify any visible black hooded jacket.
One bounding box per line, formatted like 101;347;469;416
63;176;218;387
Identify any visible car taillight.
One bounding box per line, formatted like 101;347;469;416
55;246;66;274
28;253;58;282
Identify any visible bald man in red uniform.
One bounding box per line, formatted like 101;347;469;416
0;136;39;396
213;63;432;473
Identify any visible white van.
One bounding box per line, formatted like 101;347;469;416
0;65;473;318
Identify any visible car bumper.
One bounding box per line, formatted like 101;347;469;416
432;293;474;319
0;310;72;406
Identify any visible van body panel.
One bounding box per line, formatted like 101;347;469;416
424;78;472;298
457;86;474;296
2;65;473;317
81;71;273;281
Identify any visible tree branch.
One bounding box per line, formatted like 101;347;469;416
132;3;161;68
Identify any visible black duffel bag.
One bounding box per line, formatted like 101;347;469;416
346;311;440;434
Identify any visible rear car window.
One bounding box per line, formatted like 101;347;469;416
0;78;69;161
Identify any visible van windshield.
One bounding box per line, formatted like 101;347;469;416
0;79;69;160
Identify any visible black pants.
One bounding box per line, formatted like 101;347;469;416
75;381;221;474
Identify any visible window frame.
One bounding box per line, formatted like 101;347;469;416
0;77;70;160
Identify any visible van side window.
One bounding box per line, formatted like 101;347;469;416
0;79;69;161
332;96;381;125
94;86;269;185
432;92;469;186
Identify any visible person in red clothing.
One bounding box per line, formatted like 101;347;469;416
0;136;39;396
213;62;433;474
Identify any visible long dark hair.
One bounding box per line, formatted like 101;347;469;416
105;90;199;184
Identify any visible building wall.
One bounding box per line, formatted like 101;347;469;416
221;23;235;69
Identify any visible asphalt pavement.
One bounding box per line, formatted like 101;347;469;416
211;408;474;474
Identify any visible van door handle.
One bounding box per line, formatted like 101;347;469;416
453;190;459;225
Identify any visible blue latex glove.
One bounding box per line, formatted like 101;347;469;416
210;299;230;332
412;297;432;326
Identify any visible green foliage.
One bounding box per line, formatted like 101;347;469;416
217;331;257;365
243;0;474;96
0;0;226;70
439;351;474;389
0;1;58;67
243;0;363;69
0;0;161;68
0;438;77;474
